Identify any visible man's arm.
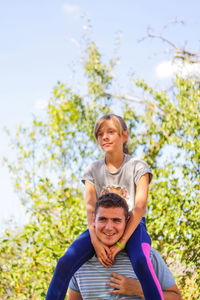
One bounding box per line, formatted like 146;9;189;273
107;273;182;299
67;288;83;300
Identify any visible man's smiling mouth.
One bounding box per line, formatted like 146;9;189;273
103;232;115;236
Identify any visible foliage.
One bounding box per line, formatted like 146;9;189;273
1;40;199;299
177;272;199;300
0;183;87;299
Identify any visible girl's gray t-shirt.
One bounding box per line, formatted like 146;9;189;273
82;154;153;211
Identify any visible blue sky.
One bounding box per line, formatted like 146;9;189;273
0;0;199;231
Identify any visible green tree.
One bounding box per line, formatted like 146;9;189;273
1;38;199;299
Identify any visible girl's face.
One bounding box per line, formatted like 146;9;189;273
96;120;128;154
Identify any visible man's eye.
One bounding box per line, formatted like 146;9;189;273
99;217;106;221
113;219;121;223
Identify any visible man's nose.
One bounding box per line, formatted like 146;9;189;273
105;220;113;230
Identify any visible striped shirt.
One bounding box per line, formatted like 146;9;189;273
69;249;175;299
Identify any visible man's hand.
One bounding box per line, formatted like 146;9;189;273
106;272;143;297
92;237;113;268
107;272;182;299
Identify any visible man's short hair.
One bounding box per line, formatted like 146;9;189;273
94;193;129;220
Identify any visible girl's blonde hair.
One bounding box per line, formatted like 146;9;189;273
94;114;129;154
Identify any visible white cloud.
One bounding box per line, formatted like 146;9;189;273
155;61;173;78
34;98;48;110
155;60;200;79
62;3;81;17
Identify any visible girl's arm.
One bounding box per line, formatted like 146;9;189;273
110;173;149;259
85;180;97;241
120;173;149;243
85;181;112;267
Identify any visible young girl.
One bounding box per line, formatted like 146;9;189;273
46;114;164;300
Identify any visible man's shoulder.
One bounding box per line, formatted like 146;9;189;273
150;248;160;257
150;248;164;263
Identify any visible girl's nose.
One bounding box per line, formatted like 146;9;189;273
102;132;108;139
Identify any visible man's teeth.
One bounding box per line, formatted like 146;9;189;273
104;233;114;236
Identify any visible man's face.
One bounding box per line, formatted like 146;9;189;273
94;206;126;247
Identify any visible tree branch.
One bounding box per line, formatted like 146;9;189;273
139;22;200;64
102;91;165;116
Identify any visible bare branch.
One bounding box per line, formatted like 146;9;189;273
139;27;177;48
102;91;165;116
160;18;185;35
139;23;200;64
174;48;200;63
105;92;147;104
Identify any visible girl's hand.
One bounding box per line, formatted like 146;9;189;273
110;240;126;261
92;238;113;268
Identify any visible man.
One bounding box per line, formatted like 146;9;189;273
68;194;181;299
